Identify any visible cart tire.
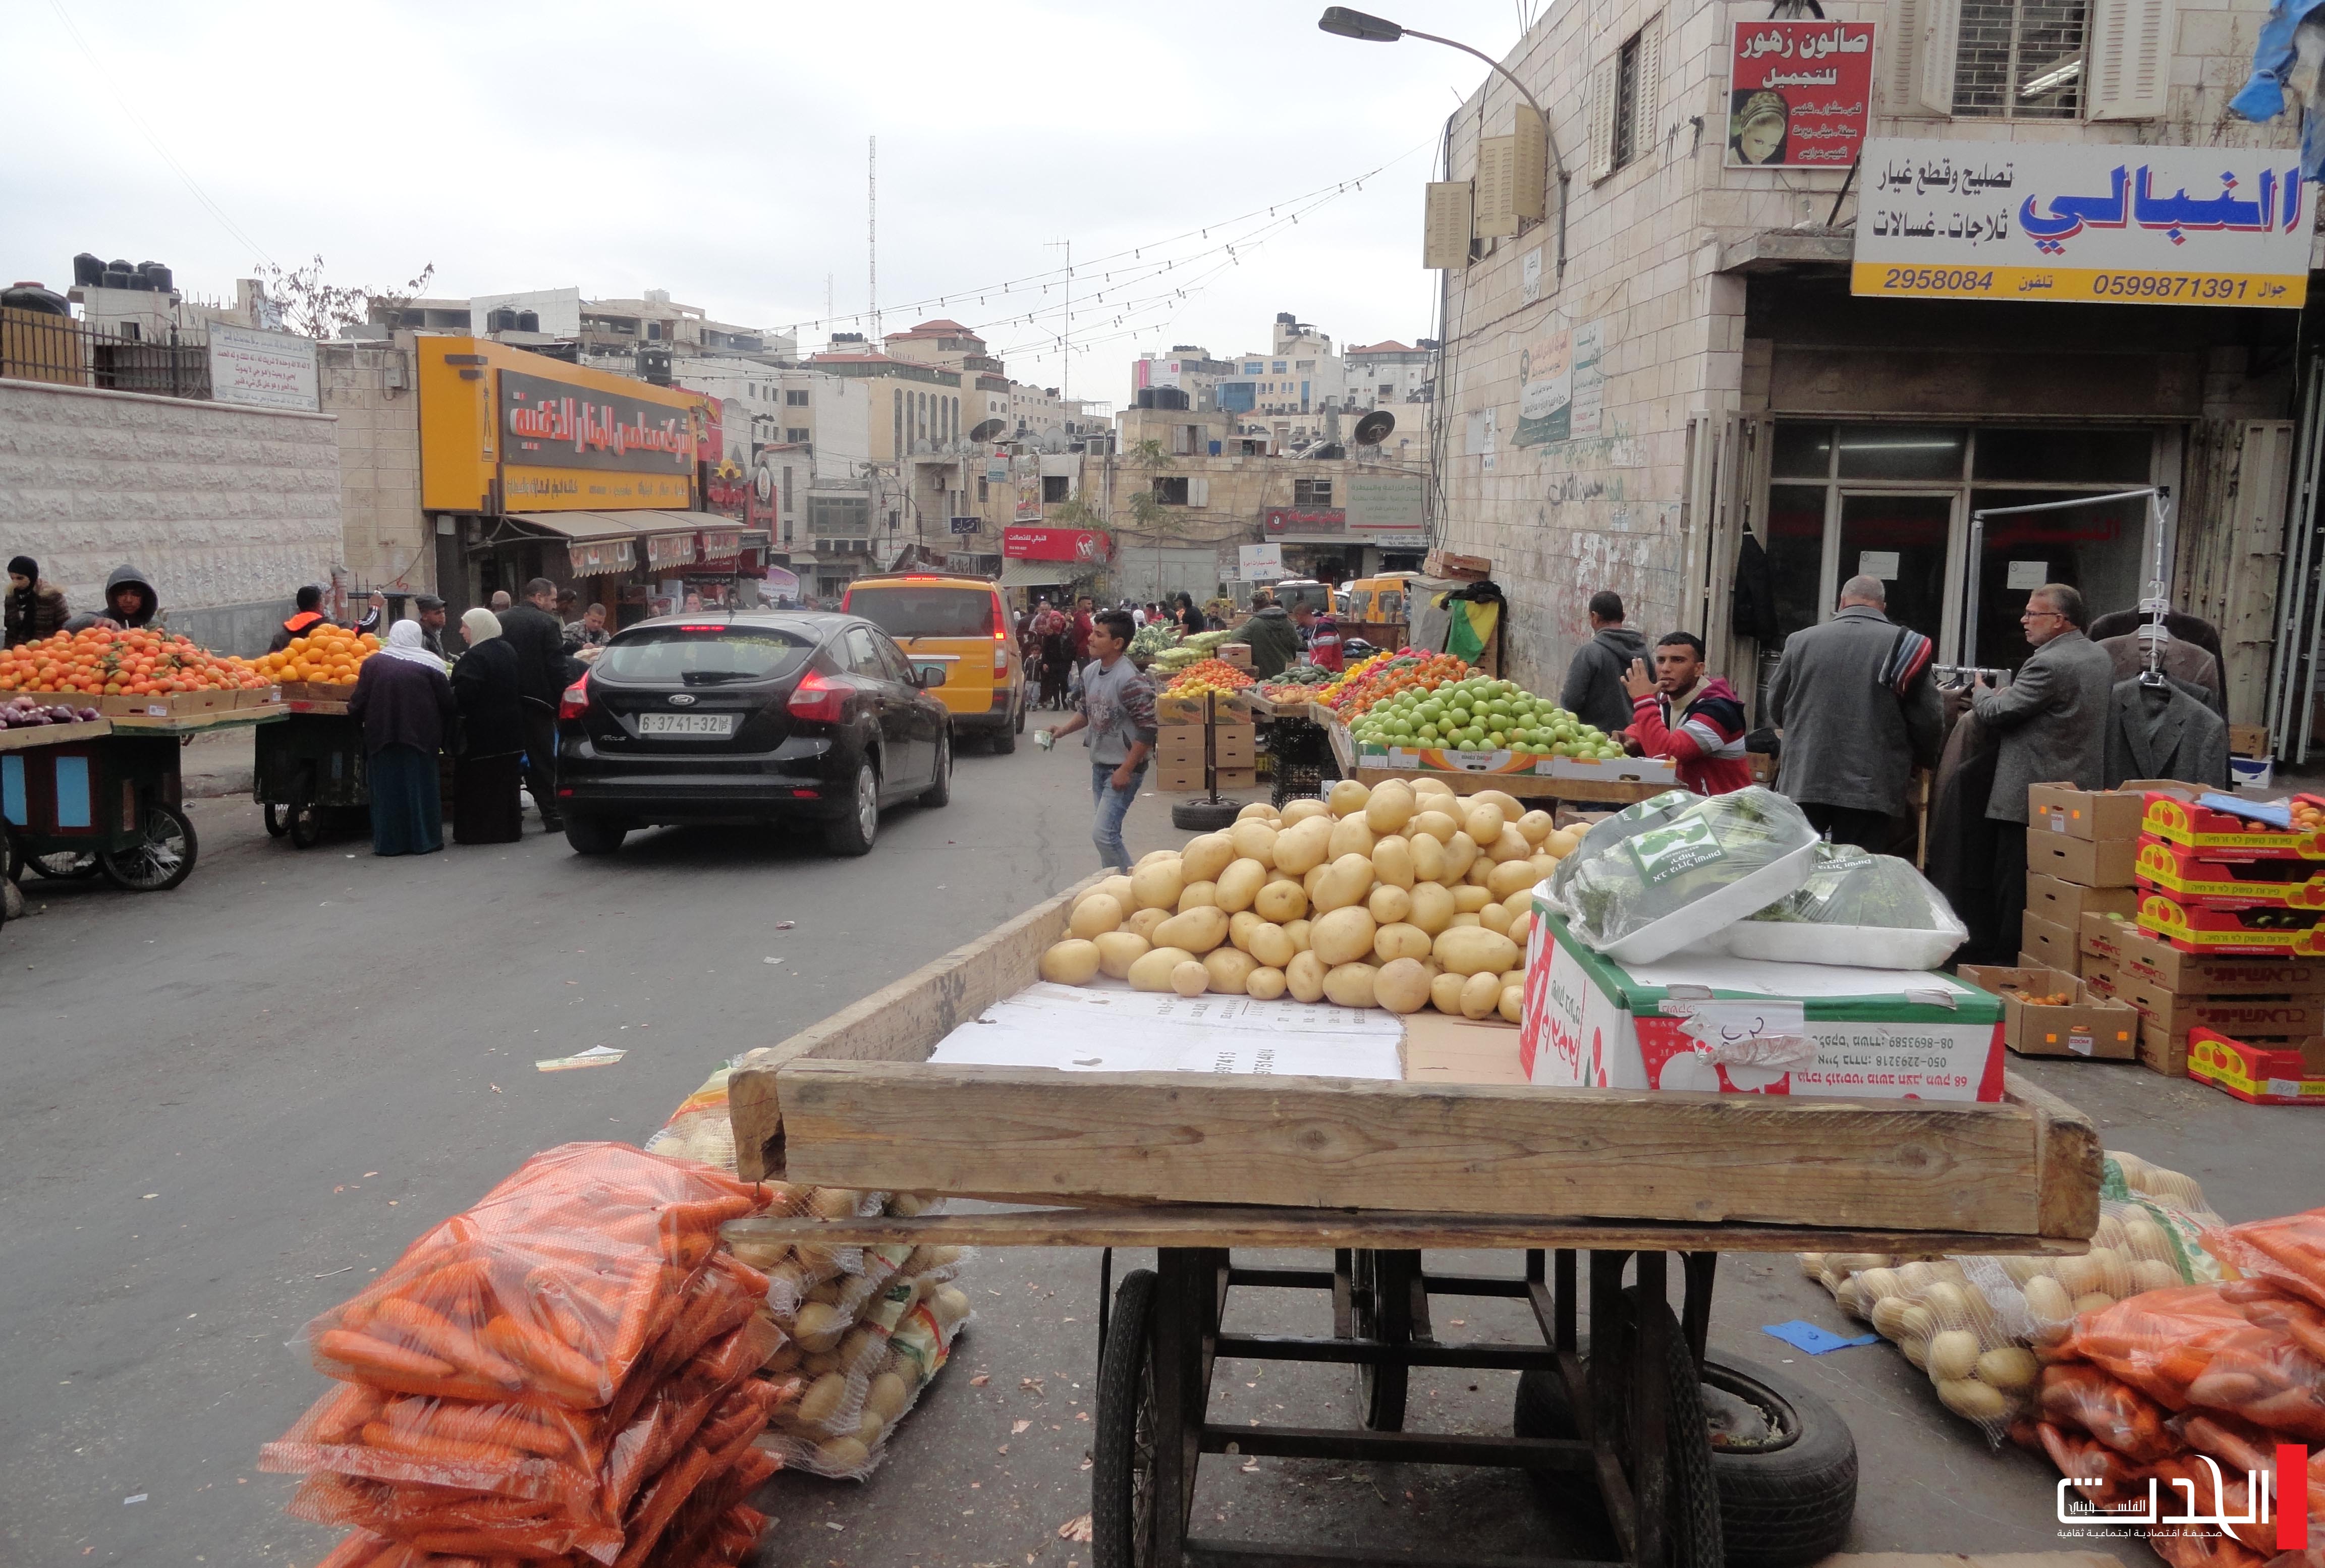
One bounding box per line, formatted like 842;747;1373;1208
263;802;290;838
98;802;198;892
564;816;627;856
21;845;103;880
1348;1249;1417;1432
1170;798;1242;832
1091;1267;1160;1568
286;770;326;850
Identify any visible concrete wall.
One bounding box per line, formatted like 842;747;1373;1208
0;378;342;656
317;342;426;593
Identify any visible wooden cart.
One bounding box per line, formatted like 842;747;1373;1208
254;699;368;847
1324;714;1680;808
724;879;2100;1568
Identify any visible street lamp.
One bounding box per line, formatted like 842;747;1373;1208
1318;6;1568;282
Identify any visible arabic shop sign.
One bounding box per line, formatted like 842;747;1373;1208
1726;22;1874;170
501;368;699;474
1003;526;1112;563
1853;139;2308;309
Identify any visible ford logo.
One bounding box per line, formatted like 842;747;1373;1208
668;693;697;706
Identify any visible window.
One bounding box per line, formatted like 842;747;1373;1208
1955;0;2085;116
1244;361;1263;374
977;476;988;502
1613;34;1642;169
847;586;995;638
785;427;810;443
1295;359;1314;370
1154;477;1191;506
844;626;888;677
1589;18;1659;180
1380;383;1395;398
809;494;870;535
1273;361;1288;374
598;626;810;684
1043;475;1070;502
781;466;793;515
1294;479;1334;507
786;388;809;406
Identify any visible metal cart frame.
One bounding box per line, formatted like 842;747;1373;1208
2;723;199;890
253;703;368;848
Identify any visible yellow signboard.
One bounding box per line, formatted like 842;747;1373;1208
501;466;695;508
1850;262;2305;308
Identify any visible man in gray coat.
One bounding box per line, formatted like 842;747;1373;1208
1972;581;2116;948
1560;591;1650;733
1764;575;1942;853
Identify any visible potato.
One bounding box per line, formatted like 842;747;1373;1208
1128;946;1198;991
1302;863;1328;899
1280;798;1330;826
1936;1378;2010;1422
1271;816;1334;876
816;1436;872;1472
1312;853;1375;914
1286;949;1326;1002
1237;801;1278;823
1040;939;1102;984
1369;834;1416;889
1472;788;1523;819
792;1302;851;1352
1530;853;1559;882
1465;859;1494;887
1248;921;1297;969
1310;906;1379;967
1976;1347;2039;1391
1408;831;1447;882
1928;1329;1980;1383
1322;962;1379;1008
1461;802;1506;843
1499;983;1523;1023
1441;831;1479;881
1171;960;1211;998
1180;832;1236;883
1408;809;1460;845
1283;918;1312;953
1459;969;1503;1020
1255;878;1307;922
1430;971;1469;1014
1448;912;1481;928
1131;858;1185;911
1478;902;1514;935
1516;809;1554;846
1452;884;1494;914
1414;775;1458;799
1093;931;1152;979
1326;779;1370;816
1229;819;1279;867
1364;780;1416;833
1137;849;1178;868
866;1370;911;1422
1368;884;1413;925
1153;906;1229;955
1095;874;1136;909
796;1371;851;1426
1215;857;1267;914
1245;966;1288;1000
1502;969;1525;988
1487;825;1534;863
1374;957;1432;1014
1373;922;1433;964
1124;907;1170;941
1487;858;1541;900
1436;926;1521;976
1407;882;1457;934
2072;1293;2116;1316
2130;1258;2181;1294
1070;894;1124;938
1176;880;1218;914
1228;910;1263;951
1326;814;1377;860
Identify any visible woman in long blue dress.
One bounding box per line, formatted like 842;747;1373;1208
347;620;456;856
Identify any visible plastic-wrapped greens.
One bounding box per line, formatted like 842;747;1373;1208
1558;786;1818;963
1720;844;1969;970
1545;789;1701;910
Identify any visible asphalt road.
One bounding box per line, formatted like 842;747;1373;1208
3;739;2319;1568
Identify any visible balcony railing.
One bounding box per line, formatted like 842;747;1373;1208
1;309;212;400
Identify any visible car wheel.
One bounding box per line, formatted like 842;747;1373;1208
990;711;1017;754
919;729;953;808
825;761;879;856
564;816;626;855
1015;693;1028;734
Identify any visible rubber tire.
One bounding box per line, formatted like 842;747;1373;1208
263;802;290;838
1091;1267;1159;1568
287;769;325;850
1016;694;1028;734
990;709;1017;754
1346;1249;1415;1432
1170;798;1242;831
98;802;199;892
26;847;102;880
824;761;879;857
564;816;627;856
1515;1336;1852;1568
919;728;953;808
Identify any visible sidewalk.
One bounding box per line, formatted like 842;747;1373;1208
179;725;256;800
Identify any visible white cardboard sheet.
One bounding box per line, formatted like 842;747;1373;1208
929;980;1405;1079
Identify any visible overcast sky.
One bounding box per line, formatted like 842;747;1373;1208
8;1;1545;401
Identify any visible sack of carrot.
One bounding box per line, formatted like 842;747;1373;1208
265;1142;799;1566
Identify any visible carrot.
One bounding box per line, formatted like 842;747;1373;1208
372;1299;528;1392
357;1418;529;1471
480;1316;603;1405
316;1328;457;1384
382;1397;577;1460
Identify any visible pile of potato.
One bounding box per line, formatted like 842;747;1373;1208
1038;777;1588;1020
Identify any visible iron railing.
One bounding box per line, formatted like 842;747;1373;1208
1;309;212;400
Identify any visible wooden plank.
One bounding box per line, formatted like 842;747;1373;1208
719;1205;2084;1255
727;871;1103;1180
2001;1069;2104;1240
772;1058;2059;1234
1347;766;1672;806
0;718;111;752
107;705;284;734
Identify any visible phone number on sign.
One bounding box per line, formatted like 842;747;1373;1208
2086;272;2251;300
1874;266;1996;294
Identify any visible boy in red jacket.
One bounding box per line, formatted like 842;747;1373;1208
1622;632;1751;795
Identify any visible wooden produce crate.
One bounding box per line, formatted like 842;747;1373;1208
730;877;2102;1249
0;717;111;753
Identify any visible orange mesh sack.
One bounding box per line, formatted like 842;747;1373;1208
2035;1363;2180;1464
2207;1208;2325;1311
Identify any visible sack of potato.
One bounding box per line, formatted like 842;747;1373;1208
1800;1152;2224;1442
1042;777;1588;1021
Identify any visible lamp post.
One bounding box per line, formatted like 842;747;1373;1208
1317;6;1568;282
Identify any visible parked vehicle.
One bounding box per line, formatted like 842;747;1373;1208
1268;578;1334;616
553;611;951;857
840;574;1026;752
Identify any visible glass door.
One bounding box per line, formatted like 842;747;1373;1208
1832;491;1960;653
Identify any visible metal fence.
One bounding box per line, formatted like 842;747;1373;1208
1;307;211;400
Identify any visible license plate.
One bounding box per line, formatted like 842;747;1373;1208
636;712;736;737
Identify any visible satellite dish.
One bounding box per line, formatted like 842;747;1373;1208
1353;410;1396;447
1040;430;1067;454
969;418;1006;442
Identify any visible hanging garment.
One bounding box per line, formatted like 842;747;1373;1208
1926;706;2010;962
2096;631;2226;717
2103;677;2232;789
2230;0;2325;180
1730;531;1781;645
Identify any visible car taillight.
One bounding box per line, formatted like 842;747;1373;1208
993;639;1009;672
787;669;847;723
558;673;590;720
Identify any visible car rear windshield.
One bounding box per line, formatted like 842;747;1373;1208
846;586;995;638
596;627;812;684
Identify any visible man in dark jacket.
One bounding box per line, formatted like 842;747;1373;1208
1559;591;1649;732
1764;575;1942;852
64;563;158;633
5;556;69;648
1231;601;1304;679
500;577;569;832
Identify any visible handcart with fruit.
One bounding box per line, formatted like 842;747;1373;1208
253;689;370;848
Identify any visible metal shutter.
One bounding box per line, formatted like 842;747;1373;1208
2087;0;2174;119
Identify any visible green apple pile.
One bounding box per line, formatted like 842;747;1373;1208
1350;676;1624;759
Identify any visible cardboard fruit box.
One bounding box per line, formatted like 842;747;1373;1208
2136;891;2325;956
2029;781;2150;842
2134;837;2325;909
2021;910;2081;974
2026;873;2139;928
2079;910;2325;994
1959;964;2139;1061
2186;1029;2325;1105
2102;970;2324;1043
2027;831;2137;888
2139;783;2325;861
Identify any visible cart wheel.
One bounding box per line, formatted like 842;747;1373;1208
98;802;198;892
20;845;102;881
1170;798;1243;831
286;769;326;850
1091;1267;1159;1568
1349;1249;1419;1432
263;802;290;838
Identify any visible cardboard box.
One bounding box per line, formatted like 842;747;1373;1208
2081;957;2120;997
2029;782;2150;842
2140;782;2325;861
2028;832;2138;888
1211;727;1256;768
2079;911;2325;994
1521;913;2005;1100
1213;767;1258;792
2139;1019;2189;1077
2021;911;2081;973
1424;548;1492;581
1219;643;1253;671
2135;836;2325;908
2229;723;2271;759
2186;1029;2325;1104
1155;692;1209;725
1155;729;1207;764
2027;874;2139;928
2106;971;2324;1042
1958;964;2139;1060
1153;763;1206;793
2136;891;2325;956
1400;1014;1527;1086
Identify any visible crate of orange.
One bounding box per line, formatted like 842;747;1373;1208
242;624;381;702
0;625;273;717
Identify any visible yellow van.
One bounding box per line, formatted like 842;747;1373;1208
1345;573;1418;625
841;574;1027;751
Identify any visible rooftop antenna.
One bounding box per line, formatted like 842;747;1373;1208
868;135;879;344
1044;238;1071;400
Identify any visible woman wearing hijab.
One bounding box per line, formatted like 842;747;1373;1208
347;620;456;857
449;607;526;844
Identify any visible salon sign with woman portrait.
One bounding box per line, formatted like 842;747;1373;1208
1727;20;1875;169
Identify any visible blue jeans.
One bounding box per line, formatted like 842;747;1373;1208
1091;761;1145;871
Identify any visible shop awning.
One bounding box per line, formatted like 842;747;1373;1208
508;511;644;578
999;558;1077;590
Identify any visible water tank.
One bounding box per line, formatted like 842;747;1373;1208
137;261;172;293
487;307;519;333
102;260;135;290
1153;386;1189;411
1;283;70;316
73;253;104;287
1135;388;1156;409
516;310;539;332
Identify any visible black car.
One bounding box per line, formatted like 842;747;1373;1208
553;611;952;856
